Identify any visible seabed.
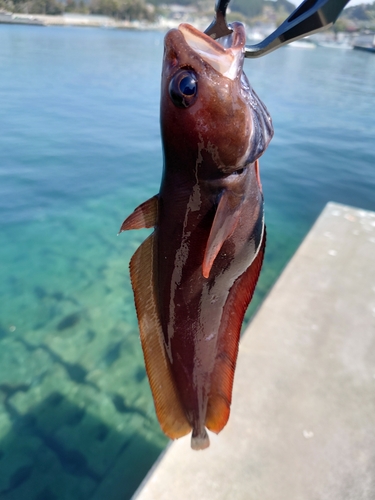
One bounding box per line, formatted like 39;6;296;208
1;201;375;499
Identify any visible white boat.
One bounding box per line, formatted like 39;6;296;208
319;40;352;49
353;33;375;53
288;39;316;49
0;10;44;25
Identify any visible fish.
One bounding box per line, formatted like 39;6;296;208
120;22;273;450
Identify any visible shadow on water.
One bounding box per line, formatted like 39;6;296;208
0;392;164;500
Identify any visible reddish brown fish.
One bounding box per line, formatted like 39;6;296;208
120;22;273;450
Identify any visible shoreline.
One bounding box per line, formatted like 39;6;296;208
0;11;210;31
0;12;362;50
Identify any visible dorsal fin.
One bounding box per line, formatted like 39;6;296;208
119;195;158;232
205;228;266;433
130;233;191;439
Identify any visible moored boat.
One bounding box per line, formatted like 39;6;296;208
0;10;44;25
288;37;317;49
353;32;375;53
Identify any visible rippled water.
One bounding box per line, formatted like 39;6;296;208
0;24;374;499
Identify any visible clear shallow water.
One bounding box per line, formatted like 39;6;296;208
0;25;374;499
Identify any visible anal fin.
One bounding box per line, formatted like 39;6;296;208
205;228;266;433
130;233;191;439
119;195;158;232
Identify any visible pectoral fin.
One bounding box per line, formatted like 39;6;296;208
202;190;243;279
119;195;158;232
205;228;266;433
130;233;191;439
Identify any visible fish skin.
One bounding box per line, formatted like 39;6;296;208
121;22;273;449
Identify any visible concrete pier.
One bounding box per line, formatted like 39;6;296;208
133;202;375;500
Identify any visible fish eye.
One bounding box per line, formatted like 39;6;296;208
169;70;198;108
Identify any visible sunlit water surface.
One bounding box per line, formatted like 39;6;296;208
0;25;374;499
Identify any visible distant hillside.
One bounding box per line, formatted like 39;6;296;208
341;1;375;21
2;0;371;29
146;0;295;17
0;0;297;23
231;0;294;18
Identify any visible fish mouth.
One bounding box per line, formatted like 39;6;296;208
178;23;245;80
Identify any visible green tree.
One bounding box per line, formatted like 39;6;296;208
89;0;154;20
29;0;63;14
231;0;263;18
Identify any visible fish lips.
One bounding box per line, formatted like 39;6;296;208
161;24;256;174
164;22;246;81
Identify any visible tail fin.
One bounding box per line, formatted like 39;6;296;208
191;427;210;450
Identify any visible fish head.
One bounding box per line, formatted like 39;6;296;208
160;22;274;179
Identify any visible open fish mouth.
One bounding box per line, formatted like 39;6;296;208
178;23;245;80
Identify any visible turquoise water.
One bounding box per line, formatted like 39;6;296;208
0;24;374;499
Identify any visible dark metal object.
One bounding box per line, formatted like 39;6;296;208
204;0;233;39
204;0;351;58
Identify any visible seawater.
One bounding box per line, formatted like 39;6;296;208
0;24;374;499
